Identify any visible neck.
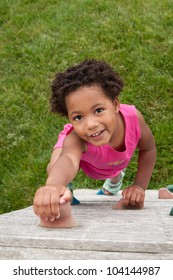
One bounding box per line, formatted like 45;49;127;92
110;113;125;151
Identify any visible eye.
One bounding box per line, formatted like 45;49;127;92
95;108;104;114
73;115;82;121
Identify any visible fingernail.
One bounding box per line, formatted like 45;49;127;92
49;217;55;222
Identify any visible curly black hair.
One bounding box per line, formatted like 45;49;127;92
50;59;124;116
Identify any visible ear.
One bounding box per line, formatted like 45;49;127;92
113;97;120;113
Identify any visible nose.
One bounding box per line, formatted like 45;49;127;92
85;116;99;130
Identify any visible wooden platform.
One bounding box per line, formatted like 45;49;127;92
0;189;173;260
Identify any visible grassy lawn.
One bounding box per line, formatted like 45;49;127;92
1;0;173;214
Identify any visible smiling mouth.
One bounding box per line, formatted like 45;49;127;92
90;130;104;137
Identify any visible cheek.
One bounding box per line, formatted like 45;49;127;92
71;123;83;135
106;115;117;130
105;114;115;124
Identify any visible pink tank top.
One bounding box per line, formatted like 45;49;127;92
54;104;141;180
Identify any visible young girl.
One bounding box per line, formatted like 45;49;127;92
33;59;156;227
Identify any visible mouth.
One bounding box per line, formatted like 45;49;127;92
90;130;104;138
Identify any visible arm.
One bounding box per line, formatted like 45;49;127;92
122;109;156;207
33;132;85;220
46;133;84;187
133;109;156;189
47;147;62;175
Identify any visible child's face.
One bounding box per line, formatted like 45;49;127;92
66;86;120;147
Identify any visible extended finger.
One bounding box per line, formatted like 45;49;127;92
59;188;72;205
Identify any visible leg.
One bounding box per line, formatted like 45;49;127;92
103;173;122;195
67;182;80;205
39;202;77;228
167;185;173;193
158;188;173;199
97;170;125;195
170;207;173;216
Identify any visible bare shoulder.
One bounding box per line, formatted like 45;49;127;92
63;131;85;150
47;132;85;173
135;108;156;151
136;108;148;129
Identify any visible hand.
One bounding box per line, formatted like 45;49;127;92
33;185;72;222
122;185;145;208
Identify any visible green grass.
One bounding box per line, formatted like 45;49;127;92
1;0;173;214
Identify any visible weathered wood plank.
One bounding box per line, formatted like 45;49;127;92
0;190;172;259
1;247;173;260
